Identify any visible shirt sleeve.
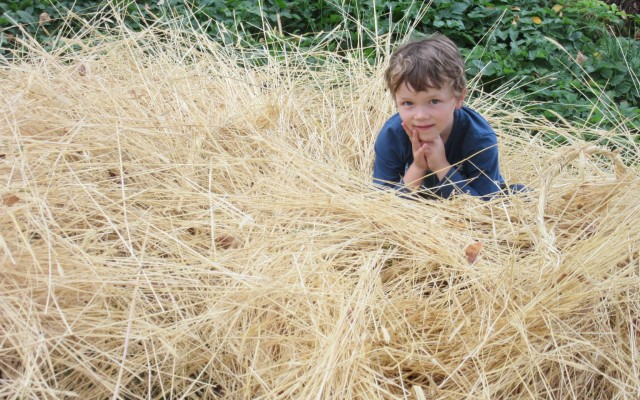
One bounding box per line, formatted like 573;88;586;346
373;126;408;192
434;140;503;199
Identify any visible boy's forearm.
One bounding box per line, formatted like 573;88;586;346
403;164;427;189
434;164;452;181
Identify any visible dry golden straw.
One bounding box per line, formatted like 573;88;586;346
1;19;639;400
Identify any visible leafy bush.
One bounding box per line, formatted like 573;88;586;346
428;0;640;133
2;0;638;133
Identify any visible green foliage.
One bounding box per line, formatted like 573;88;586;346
428;0;640;133
1;0;639;133
0;0;105;53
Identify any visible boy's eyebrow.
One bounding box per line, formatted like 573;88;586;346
396;92;436;99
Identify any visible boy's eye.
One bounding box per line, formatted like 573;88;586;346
401;101;413;106
430;99;441;104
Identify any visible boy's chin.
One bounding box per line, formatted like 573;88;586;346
418;132;440;142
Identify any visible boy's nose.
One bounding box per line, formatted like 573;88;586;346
415;106;429;119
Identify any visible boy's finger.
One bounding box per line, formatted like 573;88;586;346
408;130;420;150
402;122;417;140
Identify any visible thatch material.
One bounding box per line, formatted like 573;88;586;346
1;23;639;400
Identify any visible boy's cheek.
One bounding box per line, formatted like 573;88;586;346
399;119;411;133
403;123;415;136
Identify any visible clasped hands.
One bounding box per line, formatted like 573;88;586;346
402;122;451;187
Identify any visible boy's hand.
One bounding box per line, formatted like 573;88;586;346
403;123;451;179
403;122;429;171
422;134;450;178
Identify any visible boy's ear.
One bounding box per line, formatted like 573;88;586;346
456;88;467;109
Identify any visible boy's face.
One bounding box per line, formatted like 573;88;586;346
394;82;465;143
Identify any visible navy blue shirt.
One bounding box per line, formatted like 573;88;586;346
373;106;504;199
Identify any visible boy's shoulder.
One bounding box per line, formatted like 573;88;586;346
456;106;492;131
450;107;498;155
380;112;403;132
454;106;496;140
378;113;409;142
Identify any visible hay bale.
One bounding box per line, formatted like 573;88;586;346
1;23;639;399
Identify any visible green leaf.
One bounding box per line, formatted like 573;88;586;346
609;73;625;86
527;48;547;60
16;9;36;23
446;19;464;29
494;29;508;41
450;3;470;15
568;31;583;41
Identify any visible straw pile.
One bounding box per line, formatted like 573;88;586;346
1;23;639;400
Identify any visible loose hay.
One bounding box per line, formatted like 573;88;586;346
1;22;639;400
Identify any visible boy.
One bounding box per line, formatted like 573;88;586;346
373;34;510;199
